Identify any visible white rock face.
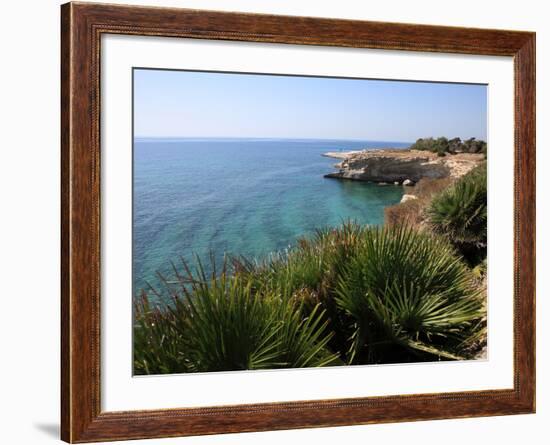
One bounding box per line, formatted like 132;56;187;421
323;149;484;183
403;179;414;186
400;194;418;203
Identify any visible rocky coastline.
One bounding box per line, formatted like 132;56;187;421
323;148;485;185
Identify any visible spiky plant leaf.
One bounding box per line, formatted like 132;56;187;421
135;259;338;374
428;165;487;251
335;225;484;364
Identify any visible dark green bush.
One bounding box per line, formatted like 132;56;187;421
134;293;190;375
134;262;339;375
428;165;487;264
334;226;484;364
410;137;486;156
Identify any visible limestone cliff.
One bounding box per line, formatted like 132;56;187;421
324;149;484;184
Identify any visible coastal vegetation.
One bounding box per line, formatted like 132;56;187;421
410;137;487;157
429;165;487;264
384;177;453;228
385;164;487;266
134;144;488;375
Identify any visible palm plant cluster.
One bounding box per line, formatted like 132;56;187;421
134;219;487;375
428;165;487;265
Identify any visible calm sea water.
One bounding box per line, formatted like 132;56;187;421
133;138;409;295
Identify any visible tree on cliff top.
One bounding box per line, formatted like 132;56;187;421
411;137;487;157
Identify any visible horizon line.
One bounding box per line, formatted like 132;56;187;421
133;136;418;143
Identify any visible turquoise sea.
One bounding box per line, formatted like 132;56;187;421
133;138;409;295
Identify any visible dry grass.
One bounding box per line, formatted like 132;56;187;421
409;177;454;199
385;200;425;228
385;177;454;229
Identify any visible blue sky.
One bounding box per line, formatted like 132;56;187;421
134;68;487;142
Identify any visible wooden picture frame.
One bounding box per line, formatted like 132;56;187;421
61;2;535;442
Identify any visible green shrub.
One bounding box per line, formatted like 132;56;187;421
233;223;365;297
134;292;189;375
237;223;484;364
428;165;487;263
134;263;339;374
335;226;484;364
134;223;486;374
410;137;486;156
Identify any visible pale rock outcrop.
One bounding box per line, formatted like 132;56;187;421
324;149;484;183
400;194;418;203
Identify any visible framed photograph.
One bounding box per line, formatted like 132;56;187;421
61;2;535;442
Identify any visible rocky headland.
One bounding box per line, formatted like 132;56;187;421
323;148;485;185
